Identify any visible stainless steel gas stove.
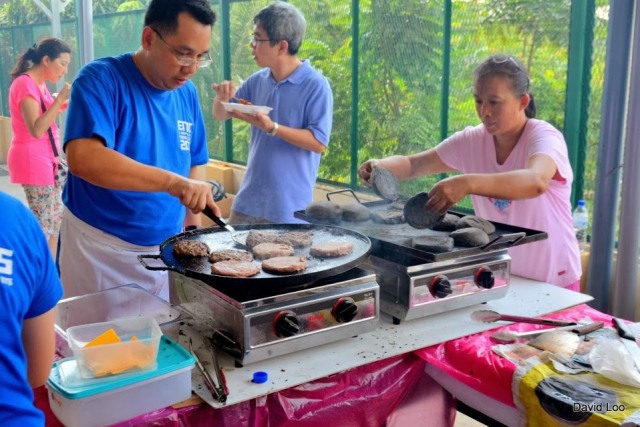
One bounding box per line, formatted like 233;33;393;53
168;267;379;366
361;249;511;324
295;199;546;324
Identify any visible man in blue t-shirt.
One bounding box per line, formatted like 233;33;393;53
212;1;333;224
60;0;221;301
0;191;63;426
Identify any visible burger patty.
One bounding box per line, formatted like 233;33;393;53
245;229;314;248
305;201;343;223
403;192;443;229
371;209;405;224
450;227;490;247
411;235;454;253
173;240;210;257
371;166;399;202
261;256;307;274
274;231;314;248
211;260;260;277
341;203;371;222
208;249;253;263
309;241;354;258
252;242;294;260
431;213;460;232
455;215;496;234
245;230;278;247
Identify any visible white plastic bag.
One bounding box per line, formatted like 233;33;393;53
589;338;640;388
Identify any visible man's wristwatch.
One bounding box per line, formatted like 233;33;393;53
267;122;279;136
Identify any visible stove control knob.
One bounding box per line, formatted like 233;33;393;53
332;297;358;323
474;267;495;289
273;311;300;338
430;275;452;298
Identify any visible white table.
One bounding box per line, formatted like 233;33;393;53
202;276;592;408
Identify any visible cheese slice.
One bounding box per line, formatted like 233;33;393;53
84;328;121;348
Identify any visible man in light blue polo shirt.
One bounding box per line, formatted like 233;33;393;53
212;1;333;224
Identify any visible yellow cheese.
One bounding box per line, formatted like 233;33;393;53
82;330;156;377
84;328;121;348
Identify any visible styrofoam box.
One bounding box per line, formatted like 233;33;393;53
67;316;162;379
47;336;194;427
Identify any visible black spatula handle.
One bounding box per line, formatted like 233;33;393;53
203;206;229;229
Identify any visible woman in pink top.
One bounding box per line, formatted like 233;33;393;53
7;38;71;256
358;54;581;291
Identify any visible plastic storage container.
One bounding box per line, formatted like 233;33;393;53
47;336;194;427
55;283;183;331
66;316;162;378
54;284;185;358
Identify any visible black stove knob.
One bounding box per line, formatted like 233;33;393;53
475;267;495;289
273;311;300;338
332;297;358;323
429;275;452;298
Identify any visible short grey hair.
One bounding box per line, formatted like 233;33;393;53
254;1;306;55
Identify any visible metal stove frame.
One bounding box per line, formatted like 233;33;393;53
361;249;511;323
169;268;379;366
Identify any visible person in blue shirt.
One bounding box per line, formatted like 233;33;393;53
0;191;63;426
212;1;334;224
60;0;221;301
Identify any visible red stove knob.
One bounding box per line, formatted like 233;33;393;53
429;275;452;298
474;267;495;289
332;297;358;323
273;311;300;337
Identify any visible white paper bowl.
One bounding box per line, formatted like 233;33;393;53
221;102;272;115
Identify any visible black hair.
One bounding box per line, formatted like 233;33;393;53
9;37;71;81
144;0;216;34
473;54;537;118
254;1;306;55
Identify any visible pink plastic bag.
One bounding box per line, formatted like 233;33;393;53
414;304;614;407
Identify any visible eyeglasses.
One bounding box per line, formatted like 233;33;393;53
151;28;212;68
489;55;530;92
491;55;520;69
249;35;274;46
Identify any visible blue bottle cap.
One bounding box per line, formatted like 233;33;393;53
252;371;268;384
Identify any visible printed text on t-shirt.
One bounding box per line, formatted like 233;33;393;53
177;120;193;151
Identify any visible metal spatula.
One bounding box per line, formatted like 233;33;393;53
202;206;245;245
470;309;577;327
491;322;604;343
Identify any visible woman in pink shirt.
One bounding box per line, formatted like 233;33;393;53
8;38;71;256
358;54;581;291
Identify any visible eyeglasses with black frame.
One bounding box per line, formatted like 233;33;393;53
151;27;212;68
249;35;273;46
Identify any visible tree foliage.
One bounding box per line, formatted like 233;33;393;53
0;0;604;210
0;0;144;25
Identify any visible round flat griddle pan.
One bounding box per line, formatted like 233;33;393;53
139;223;371;290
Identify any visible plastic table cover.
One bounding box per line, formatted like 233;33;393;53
414;303;615;408
36;351;431;427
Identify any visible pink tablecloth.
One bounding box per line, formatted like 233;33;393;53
37;351;455;426
413;304;615;408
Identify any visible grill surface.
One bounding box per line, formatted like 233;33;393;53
295;199;547;262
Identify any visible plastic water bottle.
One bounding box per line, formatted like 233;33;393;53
572;200;589;252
